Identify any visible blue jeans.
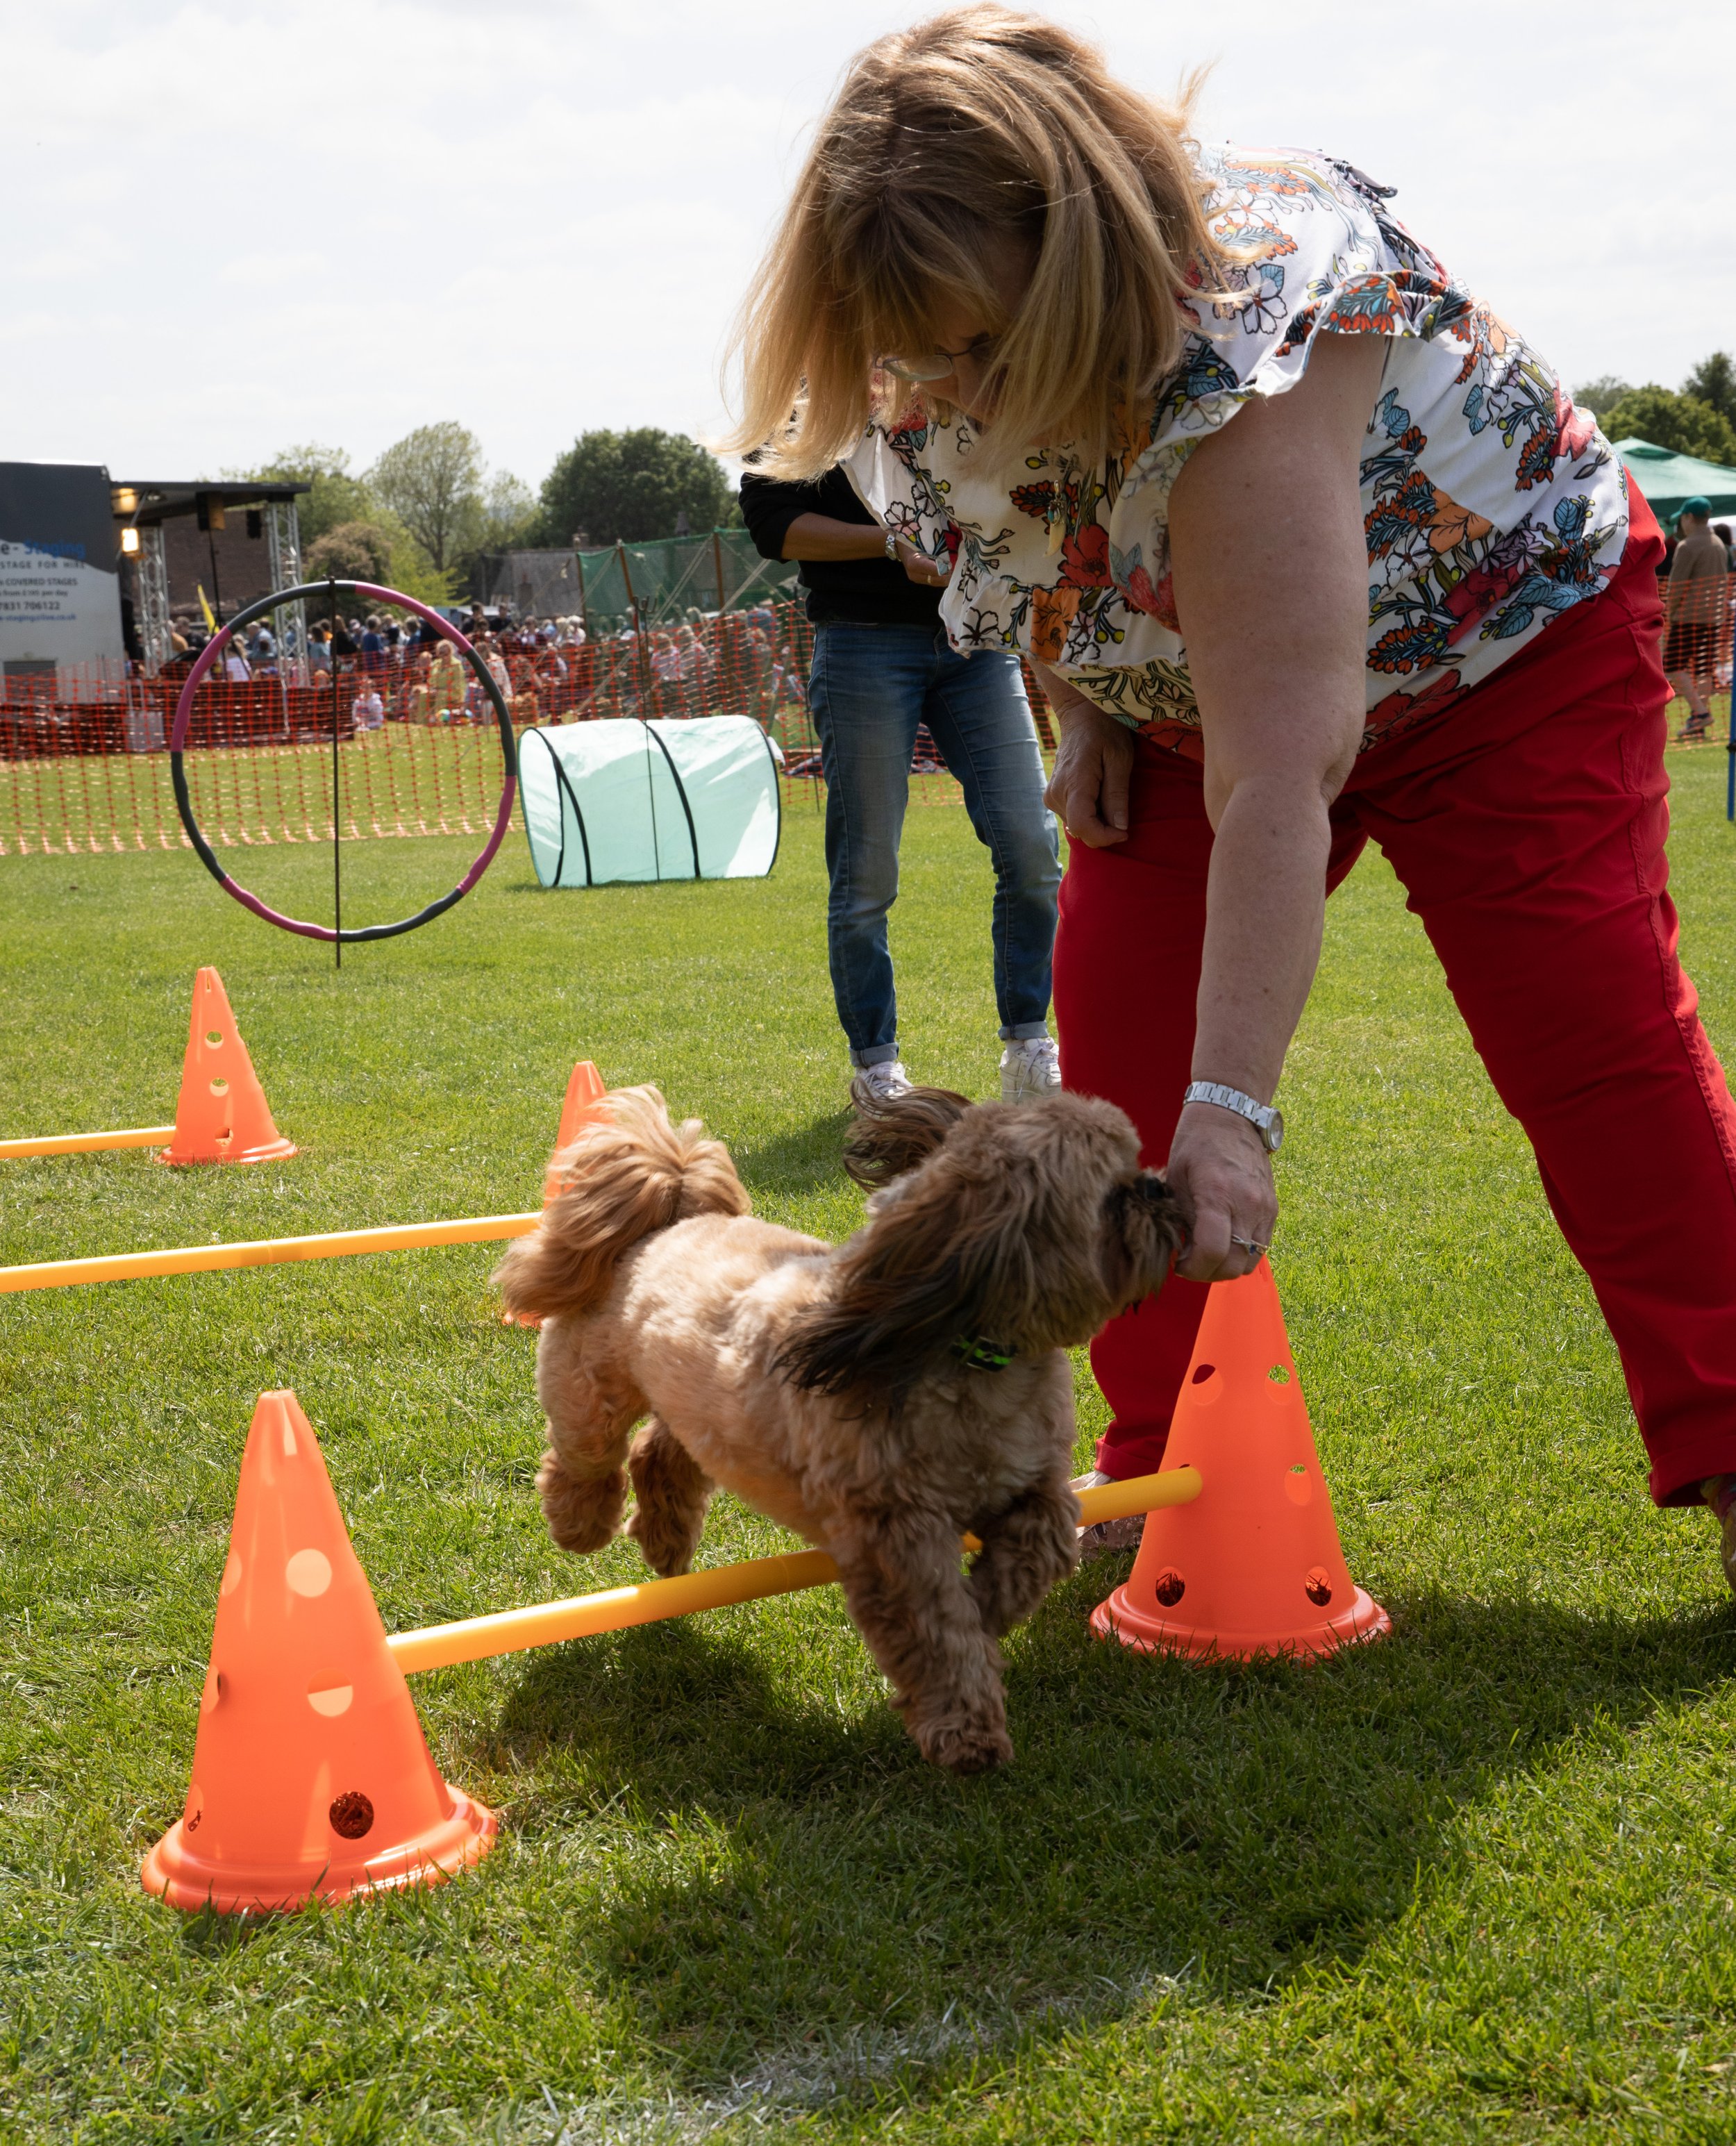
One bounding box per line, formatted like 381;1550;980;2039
808;622;1061;1066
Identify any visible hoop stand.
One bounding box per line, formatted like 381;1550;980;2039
169;579;517;946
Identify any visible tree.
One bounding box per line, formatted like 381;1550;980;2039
379;524;461;607
1571;375;1631;420
1599;385;1736;465
533;429;736;547
366;422;484;575
303;521;394;585
476;470;537;552
224;444;374;550
450;471;540;597
296;517;453;607
1685;351;1736;428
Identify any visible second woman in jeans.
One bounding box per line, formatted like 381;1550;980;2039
740;465;1061;1101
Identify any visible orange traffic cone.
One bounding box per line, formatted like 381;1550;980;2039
158;968;297;1166
1092;1261;1389;1660
142;1390;496;1913
503;1062;613;1327
543;1059;608;1202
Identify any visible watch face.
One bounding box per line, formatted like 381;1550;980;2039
1265;1109;1285;1153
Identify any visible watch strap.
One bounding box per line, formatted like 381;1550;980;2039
1183;1081;1280;1146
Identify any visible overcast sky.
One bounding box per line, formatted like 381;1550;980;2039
5;0;1731;497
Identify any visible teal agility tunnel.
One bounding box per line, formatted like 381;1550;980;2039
519;716;782;888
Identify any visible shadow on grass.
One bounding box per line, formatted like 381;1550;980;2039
733;1111;854;1202
499;876;706;899
475;1566;1736;2098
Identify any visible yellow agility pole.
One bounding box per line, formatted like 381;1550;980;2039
385;1467;1204;1675
0;1126;177;1161
0;1213;541;1295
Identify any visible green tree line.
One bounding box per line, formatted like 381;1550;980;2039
1574;351;1736;464
232;425;741;605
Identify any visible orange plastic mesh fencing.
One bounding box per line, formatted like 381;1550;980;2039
0;599;1058;858
1662;569;1735;738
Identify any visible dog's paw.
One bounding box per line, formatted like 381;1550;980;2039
921;1719;1015;1777
537;1453;628;1554
626;1502;696;1578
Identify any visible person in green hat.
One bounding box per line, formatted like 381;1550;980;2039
1666;497;1728;740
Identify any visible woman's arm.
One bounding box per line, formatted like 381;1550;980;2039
1044;335;1383;1279
1162;332;1385;1279
781;512;949;585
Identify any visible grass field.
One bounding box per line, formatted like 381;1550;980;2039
5;748;1736;2143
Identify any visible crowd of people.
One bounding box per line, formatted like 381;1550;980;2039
155;599;816;739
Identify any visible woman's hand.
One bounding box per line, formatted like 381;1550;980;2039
778;513;949;586
1044;699;1134;847
895;536;950;587
1163;1104;1276;1281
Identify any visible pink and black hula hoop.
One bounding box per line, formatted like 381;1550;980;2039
169;579;517;943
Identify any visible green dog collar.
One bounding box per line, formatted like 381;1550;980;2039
951;1335;1015;1374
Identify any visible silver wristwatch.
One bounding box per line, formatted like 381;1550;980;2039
1183;1081;1285;1153
883;527;899;560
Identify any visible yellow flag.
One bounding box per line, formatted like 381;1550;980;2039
196;583;217;633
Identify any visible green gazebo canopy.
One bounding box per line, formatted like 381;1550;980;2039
1612;438;1736;521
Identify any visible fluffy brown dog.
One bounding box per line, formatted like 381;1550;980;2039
494;1081;1184;1774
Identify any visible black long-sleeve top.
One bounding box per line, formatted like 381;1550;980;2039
738;466;942;627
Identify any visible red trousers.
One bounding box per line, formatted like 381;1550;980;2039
1055;490;1736;1506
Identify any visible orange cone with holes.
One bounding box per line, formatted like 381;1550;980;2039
1092;1260;1389;1659
501;1061;612;1327
142;1390;495;1913
544;1059;609;1201
158;968;297;1166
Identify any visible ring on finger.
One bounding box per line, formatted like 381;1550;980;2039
1230;1233;1269;1258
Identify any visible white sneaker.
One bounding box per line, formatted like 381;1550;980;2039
1000;1035;1061;1102
855;1058;913;1104
1071;1467;1145;1558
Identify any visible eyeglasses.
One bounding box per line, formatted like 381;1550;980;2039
878;335;1001;384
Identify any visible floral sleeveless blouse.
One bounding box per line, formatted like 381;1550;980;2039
847;145;1628;756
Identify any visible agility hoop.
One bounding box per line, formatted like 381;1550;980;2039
169;580;517;943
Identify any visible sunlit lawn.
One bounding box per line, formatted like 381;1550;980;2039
3;747;1736;2141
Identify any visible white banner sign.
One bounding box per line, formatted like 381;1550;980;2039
0;462;125;687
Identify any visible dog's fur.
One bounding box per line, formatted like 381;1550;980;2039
494;1081;1184;1774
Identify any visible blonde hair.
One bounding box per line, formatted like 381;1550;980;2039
723;6;1235;477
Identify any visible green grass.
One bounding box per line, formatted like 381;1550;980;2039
4;750;1736;2143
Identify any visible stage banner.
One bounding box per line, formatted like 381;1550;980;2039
0;461;125;695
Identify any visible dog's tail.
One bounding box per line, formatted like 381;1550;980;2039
844;1079;972;1190
494;1085;749;1321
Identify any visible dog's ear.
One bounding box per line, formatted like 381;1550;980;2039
843;1081;973;1190
778;1129;1037;1406
1099;1170;1188;1311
